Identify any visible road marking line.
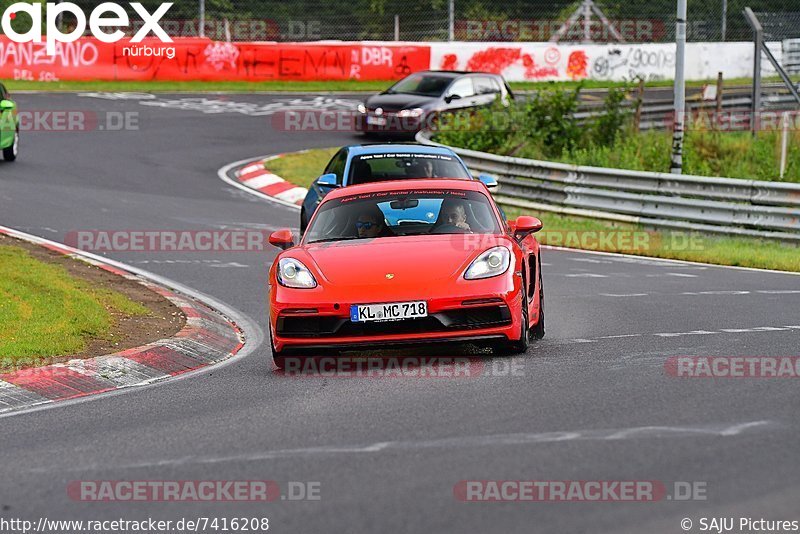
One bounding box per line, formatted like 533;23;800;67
64;420;776;471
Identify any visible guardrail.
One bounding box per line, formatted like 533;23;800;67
569;84;800;131
416;130;800;243
785;39;800;75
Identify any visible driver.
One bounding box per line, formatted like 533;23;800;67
437;202;471;232
406;158;436;179
355;209;391;238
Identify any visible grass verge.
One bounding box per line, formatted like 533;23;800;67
266;147;800;272
267;147;338;189
0;235;185;371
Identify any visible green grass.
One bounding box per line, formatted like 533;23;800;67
9;76;794;93
0;244;148;368
267;147;338;188
267;147;800;272
546;129;800;183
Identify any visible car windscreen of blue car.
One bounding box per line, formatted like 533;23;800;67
349;152;472;185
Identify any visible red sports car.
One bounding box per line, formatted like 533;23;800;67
267;178;544;368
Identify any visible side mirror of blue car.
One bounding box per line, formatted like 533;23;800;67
477;174;498;189
316;173;340;187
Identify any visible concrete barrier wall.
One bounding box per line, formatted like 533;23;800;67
429;41;780;82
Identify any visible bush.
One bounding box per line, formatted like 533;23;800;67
591;85;631;147
518;84;583;158
432;85;800;183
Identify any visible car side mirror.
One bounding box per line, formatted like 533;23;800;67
268;229;295;250
0;100;15;110
511;216;542;239
444;94;461;104
316;173;339;188
477;174;498;189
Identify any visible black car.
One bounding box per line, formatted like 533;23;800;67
355;70;513;135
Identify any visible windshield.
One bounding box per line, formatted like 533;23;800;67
348;153;471;185
306;189;501;244
385;74;454;97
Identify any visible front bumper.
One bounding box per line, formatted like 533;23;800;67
270;281;524;353
354;112;425;133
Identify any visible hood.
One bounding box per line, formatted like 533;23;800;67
298;234;510;286
364;93;438;112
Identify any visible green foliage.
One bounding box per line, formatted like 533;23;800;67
436;85;588;158
591;85;631;147
561;129;800;182
434;100;513;153
434;85;800;182
519;84;584;158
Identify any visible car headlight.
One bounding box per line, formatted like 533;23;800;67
397;107;424;118
278;258;317;288
357;104;367;114
464;246;510;280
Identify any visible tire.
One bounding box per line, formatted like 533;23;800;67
269;326;308;371
3;128;18;162
497;287;530;355
531;263;545;340
269;326;289;369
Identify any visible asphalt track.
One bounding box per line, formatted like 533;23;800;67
0;92;799;534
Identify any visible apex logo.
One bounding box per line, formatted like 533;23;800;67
1;2;173;55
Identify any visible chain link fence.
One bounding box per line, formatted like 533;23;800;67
191;0;799;42
3;0;799;43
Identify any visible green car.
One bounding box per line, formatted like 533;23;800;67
0;83;19;162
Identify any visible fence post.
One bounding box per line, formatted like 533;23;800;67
670;0;687;174
394;15;400;41
199;0;205;38
780;112;789;179
634;78;645;133
449;0;454;41
721;0;727;40
744;8;763;137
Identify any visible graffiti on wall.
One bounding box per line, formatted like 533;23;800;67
0;38;432;82
430;42;758;82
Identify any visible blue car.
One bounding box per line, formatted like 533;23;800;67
300;143;497;232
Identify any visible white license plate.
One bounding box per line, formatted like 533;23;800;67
350;301;427;323
367;116;387;125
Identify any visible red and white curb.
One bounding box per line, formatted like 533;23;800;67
235;153;307;207
0;225;249;416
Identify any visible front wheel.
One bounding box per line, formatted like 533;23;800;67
497;289;530;355
3;129;18;161
531;262;545;340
